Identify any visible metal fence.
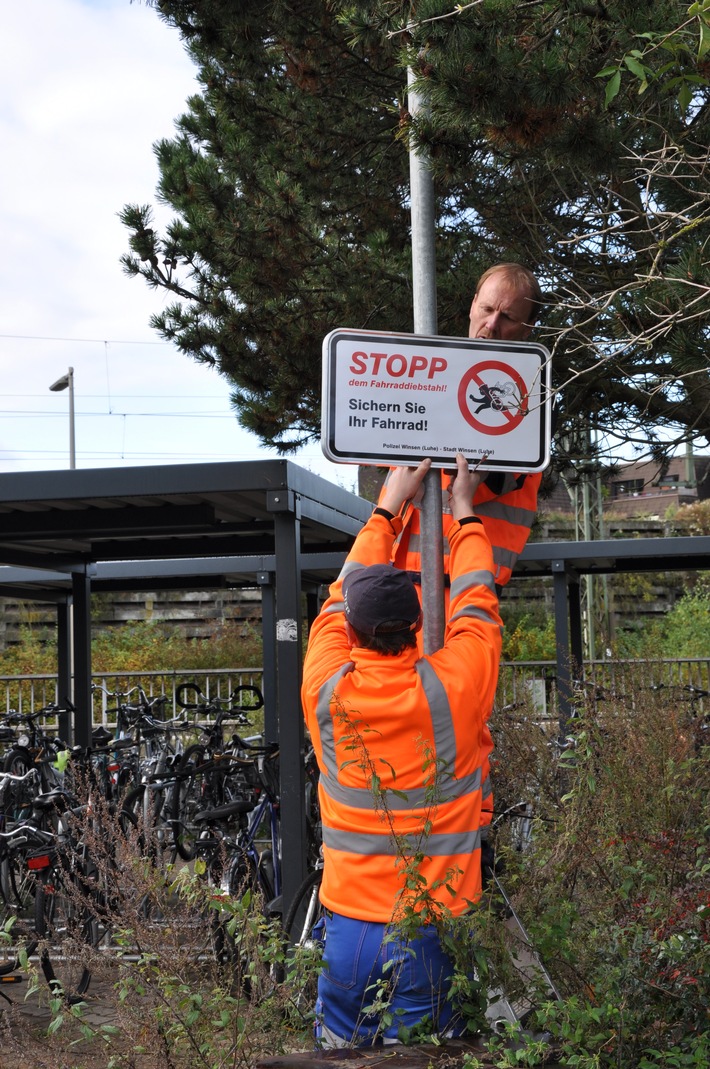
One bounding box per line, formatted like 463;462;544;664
496;657;710;722
0;668;266;727
0;659;708;734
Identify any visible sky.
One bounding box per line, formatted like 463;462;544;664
0;0;358;491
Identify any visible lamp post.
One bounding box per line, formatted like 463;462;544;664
49;367;76;469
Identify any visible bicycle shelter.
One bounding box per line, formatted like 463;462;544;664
0;459;708;911
0;460;371;908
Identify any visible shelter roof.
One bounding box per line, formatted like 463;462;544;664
0;460;372;599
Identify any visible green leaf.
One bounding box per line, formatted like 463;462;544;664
678;81;694;112
378;757;397;779
699;20;710;58
624;56;649;81
603;69;620;104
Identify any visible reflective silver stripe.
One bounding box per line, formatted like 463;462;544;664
407;533;451;556
415;659;457;769
481;775;492;801
315;664;355;784
450;568;497;600
407;534;519;573
492;545;517;571
319;764;481;810
323;600;344;615
322;559;366;614
449;604;503;634
316;658;481;810
448;566;502;626
324;825;482;857
472;500;536;528
494;473;521;495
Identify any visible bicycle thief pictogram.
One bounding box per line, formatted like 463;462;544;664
457;359;529;435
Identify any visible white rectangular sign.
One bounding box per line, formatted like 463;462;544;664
321;329;552;472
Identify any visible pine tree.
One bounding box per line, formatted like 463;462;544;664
122;0;710;470
121;0;486;451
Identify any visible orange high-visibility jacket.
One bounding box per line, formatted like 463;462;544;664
378;469;541;831
383;469;541;590
301;509;503;923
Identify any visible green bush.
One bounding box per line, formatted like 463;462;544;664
479;673;710;1067
0;619;263;677
501;614;557;661
644;577;710;659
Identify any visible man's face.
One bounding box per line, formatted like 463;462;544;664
469;274;534;342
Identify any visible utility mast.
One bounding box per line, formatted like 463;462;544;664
563;426;611;662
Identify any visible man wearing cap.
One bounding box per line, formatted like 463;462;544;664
301;453;503;1047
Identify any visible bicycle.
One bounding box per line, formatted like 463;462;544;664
0;769;44;978
119;705;192;865
646;682;710;751
280;849;324;1015
1;706;72;821
182;743;283;990
170;682;265;862
0;775;105;1002
28;789;102;1001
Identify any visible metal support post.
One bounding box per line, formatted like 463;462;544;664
268;491;308;917
56;600;73;742
257;571;278;744
71;572;92;748
552;561;573;734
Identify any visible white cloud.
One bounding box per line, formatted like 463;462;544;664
0;0;356;489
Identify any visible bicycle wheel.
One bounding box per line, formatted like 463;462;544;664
0;854;38;976
171;744;209;861
121;783;174;867
283;867;324;948
2;748;37;822
34;864;98;1001
281;867;324;1010
211;848;261;987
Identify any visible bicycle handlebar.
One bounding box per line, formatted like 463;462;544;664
0;768;40;786
175;681;264;711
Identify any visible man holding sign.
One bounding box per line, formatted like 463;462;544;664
376;263;544;847
379;262;544;591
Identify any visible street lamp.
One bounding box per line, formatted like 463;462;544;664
49;366;76;469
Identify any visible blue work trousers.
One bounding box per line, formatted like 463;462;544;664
315;910;467;1048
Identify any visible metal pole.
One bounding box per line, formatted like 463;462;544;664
67;367;76;469
408;65;445;652
49;366;76;469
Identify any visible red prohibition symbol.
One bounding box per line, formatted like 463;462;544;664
457;359;529;435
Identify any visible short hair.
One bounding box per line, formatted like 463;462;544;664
351;620;419;655
475;263;543;324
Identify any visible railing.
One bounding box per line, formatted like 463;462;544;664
0;659;707;728
496;657;710;721
0;668;265;725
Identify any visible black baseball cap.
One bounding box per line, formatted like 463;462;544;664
342;565;421;636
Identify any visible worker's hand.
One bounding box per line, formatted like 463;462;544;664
447;453;480;522
379;458;432;515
